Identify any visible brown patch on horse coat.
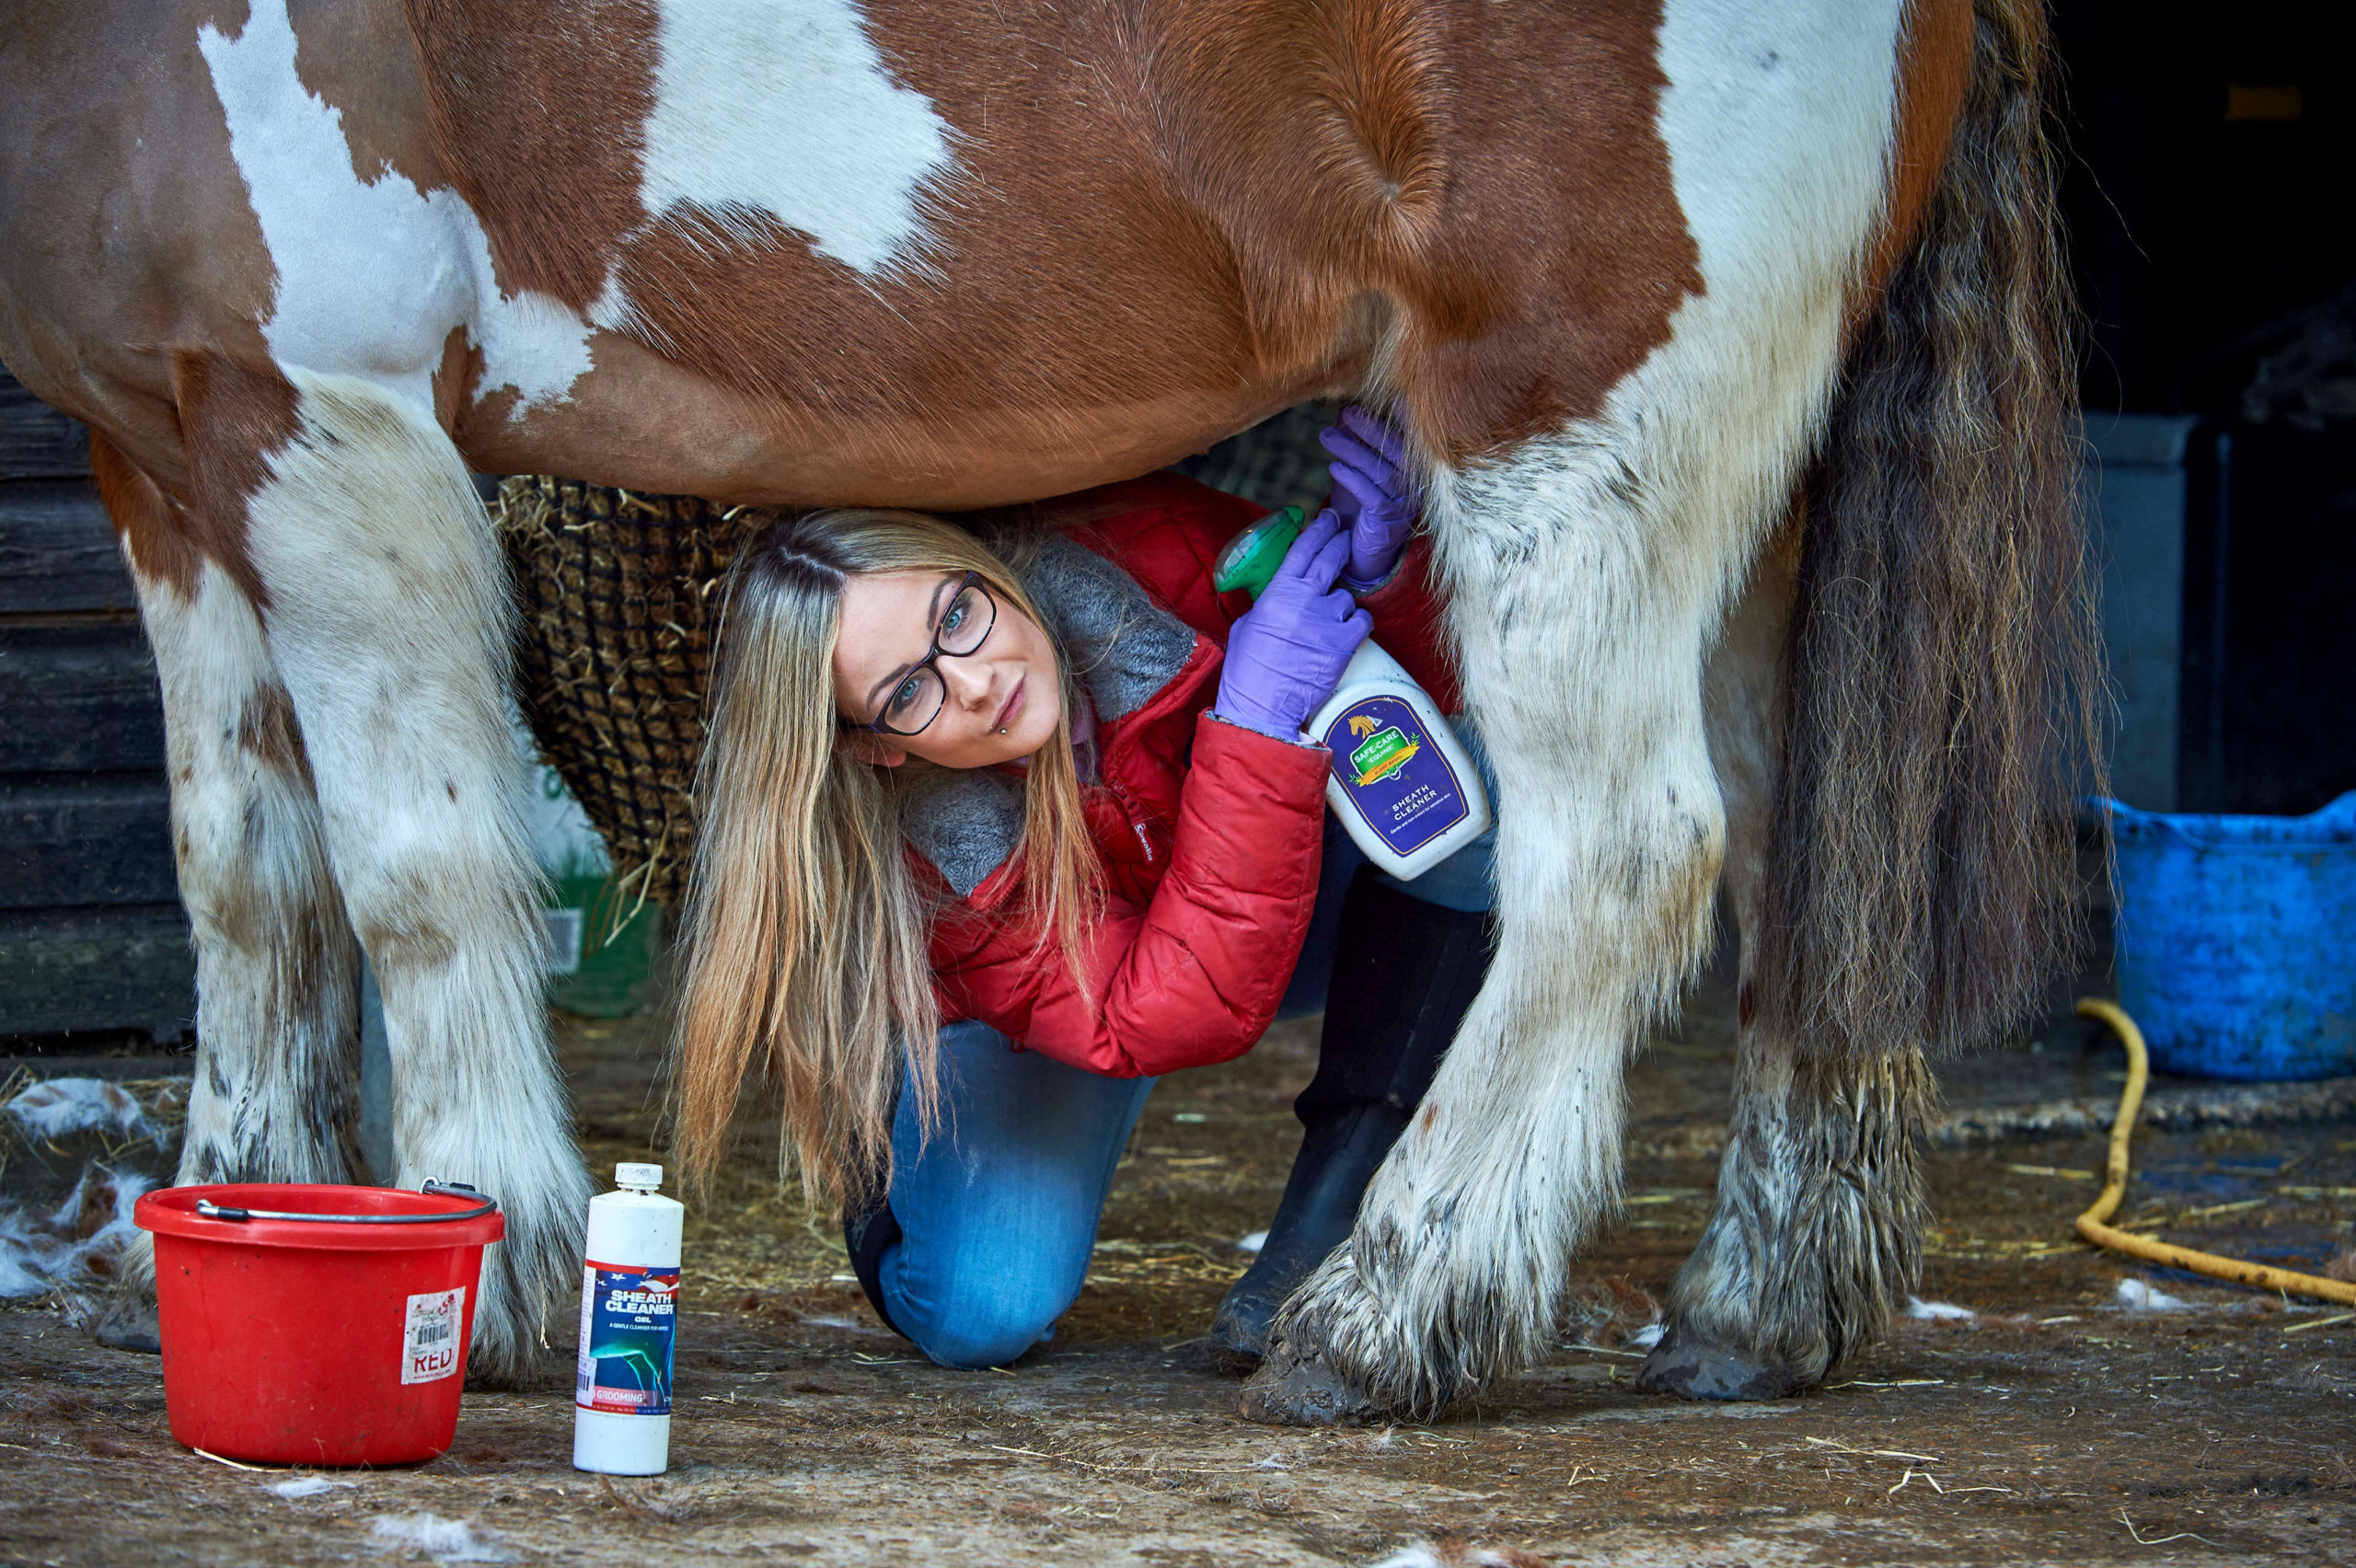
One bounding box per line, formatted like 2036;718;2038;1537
237;682;309;782
431;324;484;435
0;2;282;495
170;351;303;610
91;432;203;599
290;0;447;194
1861;0;1974;303
413;0;1698;484
1138;0;1701;458
401;0;655;308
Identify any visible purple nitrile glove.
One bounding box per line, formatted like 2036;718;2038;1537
1216;509;1374;740
1321;404;1422;589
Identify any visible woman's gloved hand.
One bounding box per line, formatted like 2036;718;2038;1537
1217;509;1373;740
1321;404;1422;589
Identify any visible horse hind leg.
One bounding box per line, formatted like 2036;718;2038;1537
90;434;365;1346
1636;519;1932;1401
217;362;590;1383
1639;1038;1933;1400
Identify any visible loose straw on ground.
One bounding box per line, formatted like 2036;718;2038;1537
2073;997;2356;1307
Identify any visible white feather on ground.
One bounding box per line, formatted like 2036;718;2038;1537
1905;1297;1977;1320
1235;1230;1268;1253
369;1514;515;1562
269;1476;353;1500
3;1078;161;1144
0;1165;153;1298
2116;1277;2192;1312
1368;1541;1553;1568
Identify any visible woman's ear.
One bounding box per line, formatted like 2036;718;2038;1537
837;728;909;768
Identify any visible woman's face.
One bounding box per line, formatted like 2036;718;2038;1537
831;569;1063;768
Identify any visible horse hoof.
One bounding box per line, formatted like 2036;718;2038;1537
1634;1328;1803;1401
1239;1332;1384;1426
86;1295;161;1355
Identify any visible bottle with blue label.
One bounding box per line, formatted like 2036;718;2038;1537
573;1162;683;1476
1215;507;1493;881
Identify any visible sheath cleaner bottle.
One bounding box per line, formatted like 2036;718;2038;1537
1215;507;1492;881
573;1162;682;1475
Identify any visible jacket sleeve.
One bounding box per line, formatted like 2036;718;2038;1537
930;711;1330;1077
1353;536;1462;712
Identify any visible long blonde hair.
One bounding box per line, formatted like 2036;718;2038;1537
673;509;1100;1200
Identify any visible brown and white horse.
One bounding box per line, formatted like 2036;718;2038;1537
0;0;2092;1418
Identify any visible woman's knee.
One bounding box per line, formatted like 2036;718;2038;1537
891;1269;1075;1369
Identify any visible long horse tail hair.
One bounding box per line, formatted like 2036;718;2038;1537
1757;0;2104;1060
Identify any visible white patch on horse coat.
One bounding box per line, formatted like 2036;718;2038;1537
1277;0;1910;1412
195;0;593;415
1657;1;1905;317
638;0;958;273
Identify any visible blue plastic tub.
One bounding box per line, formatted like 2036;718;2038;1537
2103;791;2356;1081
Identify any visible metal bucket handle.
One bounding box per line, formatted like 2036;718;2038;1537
194;1179;499;1225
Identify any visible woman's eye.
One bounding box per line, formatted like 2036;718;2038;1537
885;675;925;718
941;596;968;638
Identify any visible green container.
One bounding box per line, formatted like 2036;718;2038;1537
543;871;664;1019
520;733;663;1019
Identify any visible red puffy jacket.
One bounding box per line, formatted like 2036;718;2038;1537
915;471;1458;1078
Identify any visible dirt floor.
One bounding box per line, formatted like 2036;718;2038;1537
2;945;2352;1566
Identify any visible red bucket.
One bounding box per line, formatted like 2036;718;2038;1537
134;1182;504;1466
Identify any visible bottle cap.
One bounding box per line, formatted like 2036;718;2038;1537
1212;506;1305;601
615;1162;663;1192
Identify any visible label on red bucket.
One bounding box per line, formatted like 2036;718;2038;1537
401;1287;466;1385
574;1263;677;1416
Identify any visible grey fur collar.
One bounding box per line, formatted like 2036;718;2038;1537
895;536;1201;898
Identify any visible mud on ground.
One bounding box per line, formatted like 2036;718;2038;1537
2;954;2352;1565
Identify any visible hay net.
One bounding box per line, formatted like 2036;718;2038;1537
497;476;774;908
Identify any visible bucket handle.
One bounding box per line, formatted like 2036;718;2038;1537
194;1179;499;1225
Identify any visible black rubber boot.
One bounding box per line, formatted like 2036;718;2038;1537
1212;872;1495;1358
841;1200;909;1341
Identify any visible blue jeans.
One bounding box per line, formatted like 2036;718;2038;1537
876;728;1498;1368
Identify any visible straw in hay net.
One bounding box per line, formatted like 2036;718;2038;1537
497;477;775;907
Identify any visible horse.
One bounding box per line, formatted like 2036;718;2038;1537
0;0;2094;1420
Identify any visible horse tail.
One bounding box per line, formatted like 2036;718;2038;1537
1757;0;2102;1058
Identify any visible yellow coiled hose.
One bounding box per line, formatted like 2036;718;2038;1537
2073;997;2356;1306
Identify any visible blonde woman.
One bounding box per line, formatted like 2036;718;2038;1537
675;409;1497;1368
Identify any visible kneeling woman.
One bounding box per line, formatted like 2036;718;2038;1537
673;411;1495;1368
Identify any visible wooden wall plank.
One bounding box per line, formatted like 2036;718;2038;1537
0;370;92;480
0;625;165;771
0;777;177;908
0;905;193;1041
0;368;188;1043
0;480;133;613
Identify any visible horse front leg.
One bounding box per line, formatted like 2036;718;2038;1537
1638;518;1931;1401
1243;440;1740;1424
90;436;365;1345
214;360;590;1383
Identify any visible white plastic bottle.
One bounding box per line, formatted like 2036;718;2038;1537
573;1163;682;1475
1215;509;1494;881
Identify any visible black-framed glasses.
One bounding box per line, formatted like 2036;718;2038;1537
859;571;999;735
